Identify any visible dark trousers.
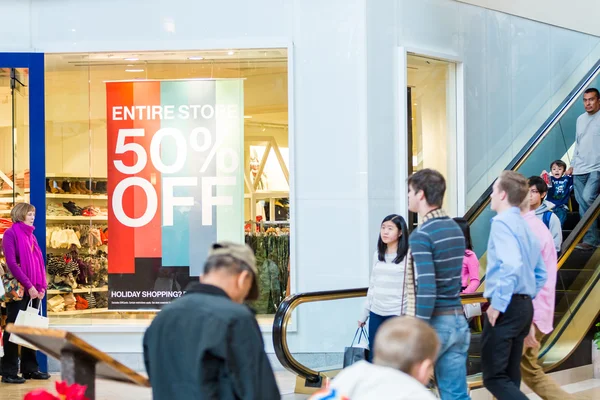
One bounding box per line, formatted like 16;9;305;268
0;295;39;376
482;295;533;400
367;312;394;362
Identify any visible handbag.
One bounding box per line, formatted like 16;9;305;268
463;303;482;319
9;300;49;350
0;263;24;303
343;327;370;368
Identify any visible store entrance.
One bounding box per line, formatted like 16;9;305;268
406;54;459;227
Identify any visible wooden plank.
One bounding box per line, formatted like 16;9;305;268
5;324;150;388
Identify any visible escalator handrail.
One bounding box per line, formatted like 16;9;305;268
538;193;600;360
539;263;600;361
272;289;486;383
464;58;600;224
273;190;600;384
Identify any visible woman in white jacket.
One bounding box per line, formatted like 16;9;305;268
358;214;409;361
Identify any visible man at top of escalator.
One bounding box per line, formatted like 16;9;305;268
566;87;600;251
482;170;547;400
406;169;470;400
528;176;562;253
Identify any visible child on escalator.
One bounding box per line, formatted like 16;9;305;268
528;176;563;253
541;159;573;226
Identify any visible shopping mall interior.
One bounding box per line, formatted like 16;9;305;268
0;0;599;399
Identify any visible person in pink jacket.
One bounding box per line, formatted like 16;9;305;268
0;203;49;384
453;218;480;294
518;199;575;400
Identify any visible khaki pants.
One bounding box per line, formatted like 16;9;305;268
520;326;575;400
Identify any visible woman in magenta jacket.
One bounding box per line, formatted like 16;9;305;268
453;218;480;294
0;203;50;384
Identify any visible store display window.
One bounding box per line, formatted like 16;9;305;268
43;49;289;326
0;67;31;326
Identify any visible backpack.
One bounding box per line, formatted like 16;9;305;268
542;210;553;229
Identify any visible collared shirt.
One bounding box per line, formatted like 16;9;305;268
143;283;280;400
484;207;547;312
523;211;557;334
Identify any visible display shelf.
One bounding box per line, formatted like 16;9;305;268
48;308;109;316
47;286;108;295
46;173;107;179
0;188;30;196
46;193;108;200
0;196;28;203
47;216;108;222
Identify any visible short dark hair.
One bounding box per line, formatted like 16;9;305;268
584;88;599;99
528;176;548;195
453;217;472;251
408;169;446;208
550;160;567;171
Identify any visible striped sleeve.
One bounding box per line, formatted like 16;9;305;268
409;230;436;320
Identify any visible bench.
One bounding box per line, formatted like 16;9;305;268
5;324;150;400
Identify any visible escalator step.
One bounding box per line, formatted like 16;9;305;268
564;212;580;231
468;332;482;355
467;355;482;375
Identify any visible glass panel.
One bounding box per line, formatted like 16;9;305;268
552;248;599;333
280;295;485;380
286;297;365;374
0;68;30;206
470;74;600;265
0;68;30;325
45;50;289;326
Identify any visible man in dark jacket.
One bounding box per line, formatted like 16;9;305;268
143;242;281;400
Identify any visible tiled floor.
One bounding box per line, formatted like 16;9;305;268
0;373;597;399
0;371;308;400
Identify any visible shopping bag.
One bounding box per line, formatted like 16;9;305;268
343;327;369;368
463;303;482;319
0;328;4;358
0;263;24;303
9;300;49;350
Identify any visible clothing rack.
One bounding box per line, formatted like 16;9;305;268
244;220;290;235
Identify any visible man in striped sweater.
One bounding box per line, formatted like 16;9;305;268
407;169;470;400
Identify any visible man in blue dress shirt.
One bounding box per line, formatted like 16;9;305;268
482;170;547;400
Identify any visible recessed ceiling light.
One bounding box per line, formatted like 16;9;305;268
227;51;234;56
188;56;204;60
125;57;139;61
126;69;144;73
244;115;252;119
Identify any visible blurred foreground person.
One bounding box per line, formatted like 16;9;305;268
143;242;280;400
310;317;439;400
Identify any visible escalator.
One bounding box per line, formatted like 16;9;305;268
273;59;600;395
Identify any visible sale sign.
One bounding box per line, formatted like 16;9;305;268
105;79;244;309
